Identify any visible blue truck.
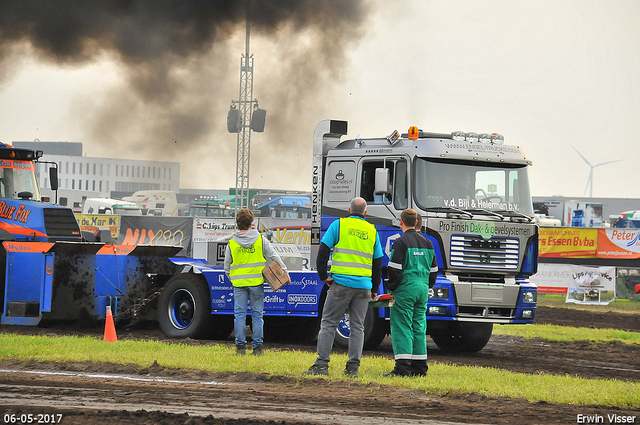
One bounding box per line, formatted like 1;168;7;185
0;142;179;326
157;120;539;352
254;195;312;219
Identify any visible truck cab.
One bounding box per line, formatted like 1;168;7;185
188;195;234;218
82;198;143;216
313;121;538;352
122;190;178;216
0;143;80;242
254;196;312;218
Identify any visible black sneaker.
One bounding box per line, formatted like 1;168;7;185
252;345;265;356
383;369;409;377
302;365;329;376
235;344;246;356
343;368;358;378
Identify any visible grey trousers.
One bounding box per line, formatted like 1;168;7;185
313;282;371;370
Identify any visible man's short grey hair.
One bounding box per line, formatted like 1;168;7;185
350;197;367;215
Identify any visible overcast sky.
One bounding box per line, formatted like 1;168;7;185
0;1;638;199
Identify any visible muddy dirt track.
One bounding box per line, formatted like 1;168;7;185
1;306;639;425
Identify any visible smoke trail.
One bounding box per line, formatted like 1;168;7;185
0;0;372;188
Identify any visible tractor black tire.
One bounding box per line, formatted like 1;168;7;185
157;274;212;339
430;322;493;353
208;315;234;340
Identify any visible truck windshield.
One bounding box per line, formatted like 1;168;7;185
414;157;533;216
0;161;41;200
189;205;232;217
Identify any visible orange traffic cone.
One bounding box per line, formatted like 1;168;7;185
104;306;117;342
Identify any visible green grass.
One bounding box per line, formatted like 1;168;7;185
493;323;640;345
1;333;638;409
538;293;640;314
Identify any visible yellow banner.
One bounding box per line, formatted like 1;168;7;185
539;227;597;258
75;214;120;239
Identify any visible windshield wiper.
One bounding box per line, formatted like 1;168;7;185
462;208;505;220
492;210;534;222
425;207;473;219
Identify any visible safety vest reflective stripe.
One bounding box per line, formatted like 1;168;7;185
229;236;266;287
231;273;264;280
230;262;266;270
333;247;374;259
330;217;376;277
387;260;402;270
330;260;371;270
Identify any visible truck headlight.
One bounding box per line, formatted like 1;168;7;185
522;291;536;303
522;309;533;318
428;287;449;299
428;306;447;314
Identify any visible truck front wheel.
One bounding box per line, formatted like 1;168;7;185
333;307;388;350
429;322;493;353
158;274;212;339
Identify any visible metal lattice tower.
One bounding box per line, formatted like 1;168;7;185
233;21;254;211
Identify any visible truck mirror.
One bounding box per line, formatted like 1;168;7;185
374;168;390;196
49;167;59;191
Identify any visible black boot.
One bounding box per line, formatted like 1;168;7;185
383;359;412;377
235;343;246;356
411;359;428;377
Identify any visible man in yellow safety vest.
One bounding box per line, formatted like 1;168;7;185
224;208;289;356
303;197;383;378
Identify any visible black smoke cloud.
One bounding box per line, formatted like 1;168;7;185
0;0;370;182
0;1;365;65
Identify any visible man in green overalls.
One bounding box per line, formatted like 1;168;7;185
385;209;438;377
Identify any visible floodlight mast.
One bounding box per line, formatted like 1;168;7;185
233;17;255;211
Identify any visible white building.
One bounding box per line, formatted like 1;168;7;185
13;141;180;209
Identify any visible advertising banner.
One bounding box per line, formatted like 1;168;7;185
190;218;236;266
538;227;597;258
596;228;640;259
75;214;119;239
563;201;603;227
531;263;573;294
566;265;616;305
258;218;311;270
118;216;193;255
189;217;311;270
192;218;237;242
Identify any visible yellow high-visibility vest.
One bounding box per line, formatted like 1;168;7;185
330;217;376;277
229;236;266;287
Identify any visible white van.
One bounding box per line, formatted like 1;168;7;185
82;198;143;216
122;190;178;216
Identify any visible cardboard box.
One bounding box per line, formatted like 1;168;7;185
262;261;290;291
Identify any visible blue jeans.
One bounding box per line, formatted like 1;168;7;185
233;285;265;348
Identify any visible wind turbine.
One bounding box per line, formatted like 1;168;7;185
571;145;622;197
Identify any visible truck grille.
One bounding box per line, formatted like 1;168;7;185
450;235;519;270
43;208;81;240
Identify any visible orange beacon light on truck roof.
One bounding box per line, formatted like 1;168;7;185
408;126;419;140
